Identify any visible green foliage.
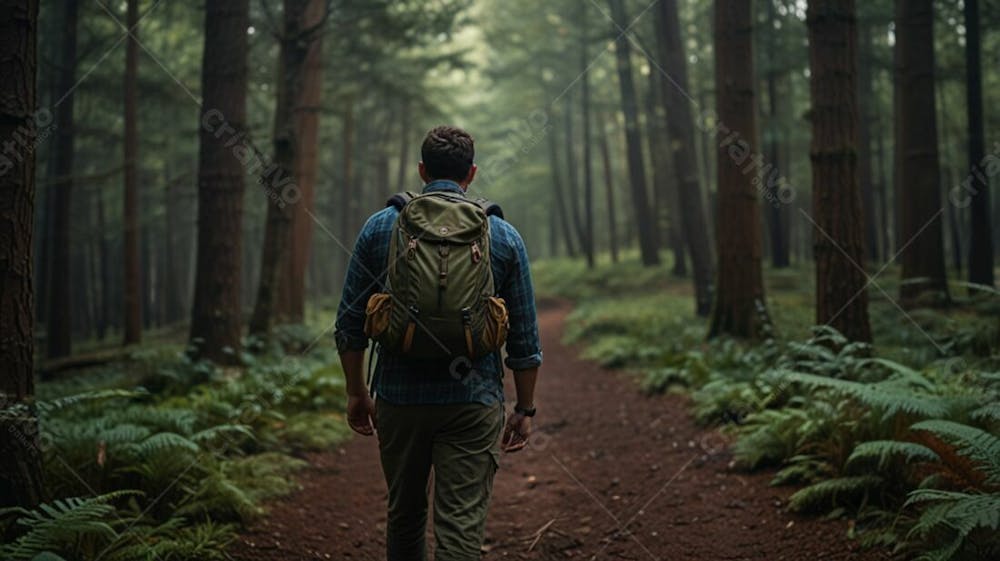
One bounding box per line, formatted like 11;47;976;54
847;441;940;471
549;262;1000;559
18;323;349;561
0;491;141;561
904;490;1000;561
788;476;885;513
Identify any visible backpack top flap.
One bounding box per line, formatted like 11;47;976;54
398;193;487;245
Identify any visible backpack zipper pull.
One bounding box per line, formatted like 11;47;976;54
471;241;482;264
406;237;418;260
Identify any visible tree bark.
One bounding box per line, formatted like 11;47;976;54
96;184;110;340
646;69;686;275
598;113;620;264
964;0;994;289
708;0;770;339
654;0;716;316
122;0;142;345
339;97;355;277
762;0;791;269
546;110;578;258
875;113;890;263
857;21;879;263
807;0;872;342
280;0;326;324
608;0;660;266
394;101;412;193
579;16;595;268
896;0;949;305
44;0;78;358
188;0;250;363
249;0;325;338
0;0;44;510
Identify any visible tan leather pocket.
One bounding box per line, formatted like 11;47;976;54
482;296;509;350
364;293;392;339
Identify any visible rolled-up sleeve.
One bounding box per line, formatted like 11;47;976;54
496;223;543;371
335;216;383;353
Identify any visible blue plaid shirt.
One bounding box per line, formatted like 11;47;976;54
335;180;542;405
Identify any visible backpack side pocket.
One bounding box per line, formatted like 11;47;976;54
482;296;509;351
364;293;393;339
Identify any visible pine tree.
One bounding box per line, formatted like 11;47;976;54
806;0;872;342
188;0;251;364
709;0;771;338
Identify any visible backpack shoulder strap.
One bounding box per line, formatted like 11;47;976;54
386;191;418;211
473;198;505;220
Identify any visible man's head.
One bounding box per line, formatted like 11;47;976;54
419;125;477;189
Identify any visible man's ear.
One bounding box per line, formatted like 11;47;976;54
418;161;431;183
461;164;477;189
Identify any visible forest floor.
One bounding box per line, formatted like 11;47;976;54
229;301;890;561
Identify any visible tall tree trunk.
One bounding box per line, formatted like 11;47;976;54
96;184;110;340
45;0;78;358
875;115;890;263
281;0;325;323
249;0;324;338
141;211;154;328
646;69;686;275
857;22;879;263
655;0;716;316
339;97;355;277
0;0;44;510
579;15;595;268
708;0;770;339
807;0;872;342
762;0;791;269
563;89;587;257
891;10;903;256
598;113;620;264
188;0;250;363
608;0;659;266
122;0;142;345
896;0;949;305
546;110;578;258
939;93;964;276
163;177;183;323
394;101;412;193
964;0;994;289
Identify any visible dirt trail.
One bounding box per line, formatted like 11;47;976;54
230;302;888;560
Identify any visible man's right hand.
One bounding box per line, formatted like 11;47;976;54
347;394;377;436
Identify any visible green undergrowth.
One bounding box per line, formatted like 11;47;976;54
536;257;1000;561
2;324;348;561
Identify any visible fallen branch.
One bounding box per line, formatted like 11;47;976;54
39;348;126;379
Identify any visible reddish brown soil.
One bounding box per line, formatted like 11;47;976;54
230;303;889;561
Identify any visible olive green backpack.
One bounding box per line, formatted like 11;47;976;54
364;191;510;360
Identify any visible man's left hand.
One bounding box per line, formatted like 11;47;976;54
502;411;531;453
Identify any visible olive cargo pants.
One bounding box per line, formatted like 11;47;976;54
375;399;504;561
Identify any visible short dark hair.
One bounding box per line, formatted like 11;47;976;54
421;126;474;182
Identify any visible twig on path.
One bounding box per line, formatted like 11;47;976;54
527;518;557;552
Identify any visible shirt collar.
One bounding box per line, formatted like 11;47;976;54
422;179;466;196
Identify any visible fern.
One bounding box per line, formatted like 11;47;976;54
847;440;940;471
35;389;148;415
970;402;1000;424
127;432;200;457
775;370;953;420
910;420;1000;485
788;475;884;513
103;519;235;561
904;489;1000;561
0;491;142;560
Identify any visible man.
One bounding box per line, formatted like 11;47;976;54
335;125;542;561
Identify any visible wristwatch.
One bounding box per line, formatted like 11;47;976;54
513;404;536;417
